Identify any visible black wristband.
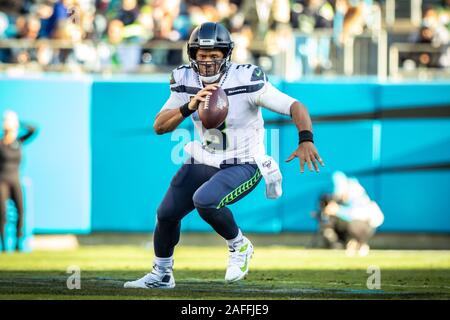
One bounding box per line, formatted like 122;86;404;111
299;130;314;144
179;103;195;118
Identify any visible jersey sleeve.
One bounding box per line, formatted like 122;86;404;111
160;68;190;112
245;66;296;116
254;82;296;116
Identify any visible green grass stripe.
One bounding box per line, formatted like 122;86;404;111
1;246;449;299
217;169;262;208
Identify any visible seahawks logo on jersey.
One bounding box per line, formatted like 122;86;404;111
169;72;176;85
251;67;267;82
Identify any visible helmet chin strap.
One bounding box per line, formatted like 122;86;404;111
199;73;222;84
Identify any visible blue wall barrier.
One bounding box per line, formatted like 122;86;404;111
0;75;92;234
90;79;177;231
0;74;449;234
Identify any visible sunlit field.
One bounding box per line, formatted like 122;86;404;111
1;245;449;299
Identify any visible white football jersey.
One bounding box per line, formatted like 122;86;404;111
161;63;296;164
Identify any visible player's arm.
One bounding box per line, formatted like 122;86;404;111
153;84;219;135
255;82;324;173
286;101;325;173
18;122;37;144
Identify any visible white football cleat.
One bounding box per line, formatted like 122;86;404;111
124;265;175;289
225;236;254;283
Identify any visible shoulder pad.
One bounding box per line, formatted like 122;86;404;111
170;65;192;85
232;64;268;85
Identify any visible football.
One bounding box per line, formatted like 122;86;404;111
198;86;229;129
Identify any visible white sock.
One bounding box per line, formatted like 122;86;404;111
154;256;174;270
226;229;244;250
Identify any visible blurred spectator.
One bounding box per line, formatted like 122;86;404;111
116;0;139;25
405;5;450;69
8;15;42;65
342;2;365;41
292;0;334;74
40;0;71;39
0;110;37;252
232;23;253;64
0;12;8;38
107;18;124;44
0;0;33;15
239;0;291;39
421;6;449;46
18;14;41;40
291;0;334;32
0;0;271;72
0;0;445;76
436;0;450;33
332;0;380;46
313;171;384;256
98;18;141;72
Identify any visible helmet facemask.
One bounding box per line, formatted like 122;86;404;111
189;47;232;83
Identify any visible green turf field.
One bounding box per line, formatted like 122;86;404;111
0;245;449;299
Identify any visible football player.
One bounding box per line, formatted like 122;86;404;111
124;22;324;289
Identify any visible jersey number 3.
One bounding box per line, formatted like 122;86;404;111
205;122;228;151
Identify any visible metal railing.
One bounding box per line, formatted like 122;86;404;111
389;42;450;78
0;38;273;74
291;29;388;79
1;33;449;79
384;0;423;28
0;39;185;74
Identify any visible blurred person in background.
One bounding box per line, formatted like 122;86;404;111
436;0;450;31
231;23;253;64
217;0;239;29
107;18;124;44
149;0;185;66
98;18;141;72
291;0;334;74
291;0;334;32
264;21;295;74
0;11;10;63
407;5;450;69
116;0;139;26
318;171;384;256
333;0;380;45
172;3;191;40
421;5;449;46
98;18;125;70
0;11;8;38
437;0;450;67
201;3;221;23
332;0;348;45
39;0;73;39
0;0;33;16
412;26;443;68
251;0;291;38
8;15;42;65
311;193;348;248
342;1;365;42
0;111;37;252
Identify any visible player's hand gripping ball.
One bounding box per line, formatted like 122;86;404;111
198;86;229;129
